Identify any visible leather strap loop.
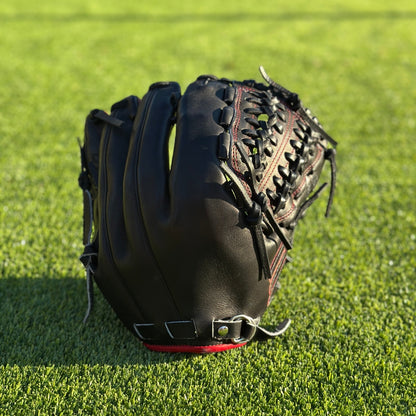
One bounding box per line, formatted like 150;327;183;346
165;320;197;340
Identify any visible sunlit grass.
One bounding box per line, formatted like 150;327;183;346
0;0;415;414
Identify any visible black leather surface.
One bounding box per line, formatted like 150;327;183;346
80;75;336;347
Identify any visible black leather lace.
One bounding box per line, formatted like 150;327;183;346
221;68;337;280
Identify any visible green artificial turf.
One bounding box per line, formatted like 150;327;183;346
1;0;415;414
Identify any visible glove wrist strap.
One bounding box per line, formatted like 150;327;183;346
133;315;291;348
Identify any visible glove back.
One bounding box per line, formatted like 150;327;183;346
78;68;337;353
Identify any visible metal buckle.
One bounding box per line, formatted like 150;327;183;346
230;314;258;344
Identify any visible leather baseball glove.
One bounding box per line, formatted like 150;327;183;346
78;67;337;353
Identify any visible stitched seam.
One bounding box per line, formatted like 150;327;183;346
267;243;286;304
231;86;242;174
259;108;294;193
232;85;254;196
270;242;284;270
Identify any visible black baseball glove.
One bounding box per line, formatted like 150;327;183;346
78;67;337;353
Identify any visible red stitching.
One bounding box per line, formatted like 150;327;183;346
231;86;255;196
231;89;241;172
270;242;283;265
267;243;287;305
270;246;286;282
230;89;324;224
259;109;294;193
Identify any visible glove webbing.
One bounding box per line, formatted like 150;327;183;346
259;65;338;147
259;66;338;218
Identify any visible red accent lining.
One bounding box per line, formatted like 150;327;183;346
143;342;247;354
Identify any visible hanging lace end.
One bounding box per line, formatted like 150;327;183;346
259;65;278;88
259;66;301;110
292;182;328;226
324;148;337;217
82;189;94;245
246;202;272;280
253;318;291;341
82;266;94;324
79;244;97;324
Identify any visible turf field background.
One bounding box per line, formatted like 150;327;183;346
0;0;415;414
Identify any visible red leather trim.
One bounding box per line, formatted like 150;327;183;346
143;342;247;354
